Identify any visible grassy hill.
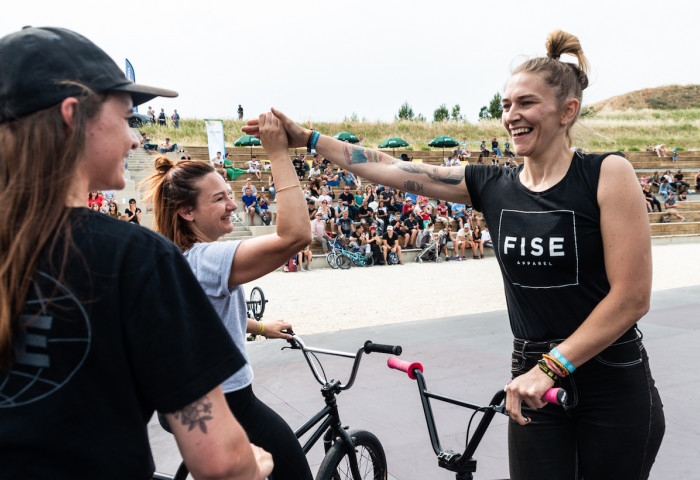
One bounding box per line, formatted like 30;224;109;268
140;86;700;152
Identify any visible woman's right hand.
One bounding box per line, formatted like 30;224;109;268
243;108;309;149
258;112;289;158
251;444;274;479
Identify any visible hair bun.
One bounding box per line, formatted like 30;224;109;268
154;156;174;174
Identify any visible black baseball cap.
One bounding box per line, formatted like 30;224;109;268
0;26;178;123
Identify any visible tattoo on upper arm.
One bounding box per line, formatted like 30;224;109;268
392;161;465;187
173;395;214;434
404;181;424;193
343;144;381;166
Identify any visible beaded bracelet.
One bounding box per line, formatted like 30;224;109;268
550;347;575;374
542;354;568;377
542;353;569;377
537;359;559;382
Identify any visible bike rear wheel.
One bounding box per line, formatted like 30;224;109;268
327;252;340;269
249;286;266;320
316;429;387;480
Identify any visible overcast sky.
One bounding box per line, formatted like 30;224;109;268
3;0;698;123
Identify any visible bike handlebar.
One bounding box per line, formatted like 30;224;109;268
364;341;402;356
387;356;567;406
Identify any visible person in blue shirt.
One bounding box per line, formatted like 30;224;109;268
241;187;262;224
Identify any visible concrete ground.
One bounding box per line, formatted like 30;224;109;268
150;285;700;479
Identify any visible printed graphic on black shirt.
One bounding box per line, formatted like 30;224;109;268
497;209;579;289
0;271;91;408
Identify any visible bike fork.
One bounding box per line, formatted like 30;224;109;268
326;426;363;479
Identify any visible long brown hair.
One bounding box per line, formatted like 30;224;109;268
513;30;590;146
141;156;214;251
0;88;106;369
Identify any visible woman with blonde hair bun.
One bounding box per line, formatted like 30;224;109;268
256;29;664;479
142;114;313;480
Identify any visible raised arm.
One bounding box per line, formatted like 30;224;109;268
167;386;273;480
243;109;472;205
230;112;311;286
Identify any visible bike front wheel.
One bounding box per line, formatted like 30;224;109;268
327;252;340;269
316;429;387;480
336;254;352;270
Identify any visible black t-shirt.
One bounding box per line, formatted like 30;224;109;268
358;205;373;218
124;207;141;224
339;192;355;206
0;209;244;479
383;232;397;246
337;217;353;235
379;190;393;202
465;153;613;340
404;218;418;230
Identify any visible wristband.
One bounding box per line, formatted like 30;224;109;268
305;129;314;148
550;347;575;373
537;359;559;382
309;131;321;150
258;322;264;335
542;354;568;377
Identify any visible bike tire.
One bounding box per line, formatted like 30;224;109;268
363;254;375;267
315;429;387;480
249;286;265;320
327;252;340;269
337;254;352;270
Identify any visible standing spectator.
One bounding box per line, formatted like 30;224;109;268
147;105;155;122
382;226;402;264
664;192;687;222
171;109;180;129
123;198;142;224
310;212;331;253
159;137;178;153
158;107;167;126
241;187;262;225
671;148;678;162
238;104;244;120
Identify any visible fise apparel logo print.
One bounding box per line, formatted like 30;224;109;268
497;209;579;289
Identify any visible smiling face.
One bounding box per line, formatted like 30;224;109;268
502;72;575;158
79;93;138;191
185;172;238;242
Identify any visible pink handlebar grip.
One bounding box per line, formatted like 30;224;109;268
387;356;423;380
542;387;567;406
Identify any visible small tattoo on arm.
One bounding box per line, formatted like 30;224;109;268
404;181;424;193
343;144;382;166
173;395;214;434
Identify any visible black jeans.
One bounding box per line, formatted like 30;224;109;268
508;328;665;480
225;385;312;480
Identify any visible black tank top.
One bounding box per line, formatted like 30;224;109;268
465;153;613;340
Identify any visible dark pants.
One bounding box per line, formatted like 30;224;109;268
226;385;312;480
508;328;665;480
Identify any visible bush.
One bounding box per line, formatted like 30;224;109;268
628;147;640;151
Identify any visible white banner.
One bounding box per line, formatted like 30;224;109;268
204;119;226;164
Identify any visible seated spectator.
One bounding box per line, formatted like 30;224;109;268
305;198;318;219
435;199;451;227
317;187;333;206
658;178;672;201
375;200;389;233
258;192;272;225
107;202;121;219
438;225;456;259
338;186;358;219
491;137;503;157
366;225;384;264
646;145;654;152
122;198;141;224
382;225;402;264
664;192;687;222
297;245;313;271
223;153;246;181
674;168;690;193
322;166;338;183
348;224;371;256
241;187;262;225
482;226;493;248
308;163;322;181
241;178;258;196
159;137;178;153
140;132;158;153
88;191;104;208
639;174;648;186
654;144;669;157
649;171;661;189
503;141;515;157
470;225;485;259
400;197;414;220
455;224;471;260
401;212;420;248
451;202;467;228
695;169;700;191
246;156;262;181
336;209;354;238
643;184;662;213
415;222;433;249
90;202;101;213
292;155;306;180
363;184;376;204
317;199;335;233
212;152;227;179
399;153;412;162
268;174;276;199
357;199;374;224
480;140;489;157
310;212;332;253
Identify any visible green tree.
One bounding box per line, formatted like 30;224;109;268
451;104;462;121
397;102;415;121
478;92;503;120
433;104;449;122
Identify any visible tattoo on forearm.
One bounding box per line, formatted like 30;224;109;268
173;395;214;434
392;161;465;185
343;144;381;166
404;181;424;193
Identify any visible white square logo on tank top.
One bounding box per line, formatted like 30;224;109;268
497;209;579;289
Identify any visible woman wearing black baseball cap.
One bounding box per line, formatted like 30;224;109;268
0;27;271;479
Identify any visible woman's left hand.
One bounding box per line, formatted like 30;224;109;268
505;365;555;425
262;319;293;339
